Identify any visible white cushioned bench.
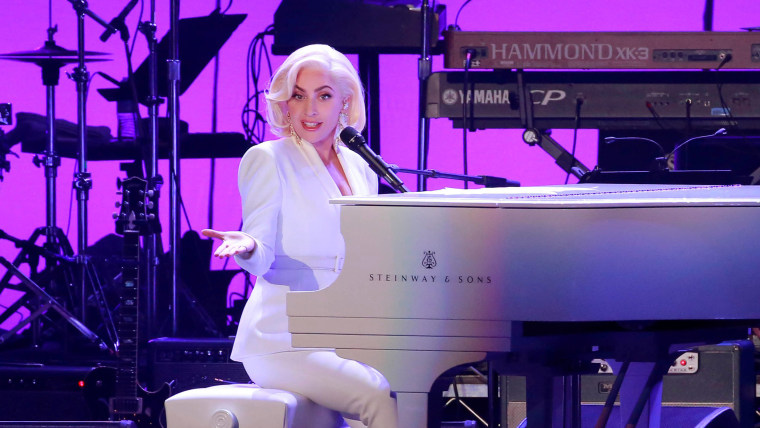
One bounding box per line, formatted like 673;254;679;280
165;384;345;428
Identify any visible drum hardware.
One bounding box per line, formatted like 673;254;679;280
0;3;116;351
0;103;15;182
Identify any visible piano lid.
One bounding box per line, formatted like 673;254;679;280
332;183;760;209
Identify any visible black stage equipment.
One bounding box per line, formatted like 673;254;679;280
500;341;754;428
0;365;116;422
0;7;115;351
148;337;250;394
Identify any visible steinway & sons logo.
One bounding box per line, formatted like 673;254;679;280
367;250;492;285
422;251;437;269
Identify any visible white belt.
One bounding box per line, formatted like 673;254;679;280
270;255;344;272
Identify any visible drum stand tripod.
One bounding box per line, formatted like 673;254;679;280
0;15;115;351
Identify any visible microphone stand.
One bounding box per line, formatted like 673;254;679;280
703;0;714;31
416;0;433;191
136;0;163;339
168;0;181;335
516;70;591;180
392;167;519;189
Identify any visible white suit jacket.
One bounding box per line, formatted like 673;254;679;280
231;136;378;359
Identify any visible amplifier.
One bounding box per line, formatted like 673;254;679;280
504;341;755;427
0;365;115;421
148;337;250;394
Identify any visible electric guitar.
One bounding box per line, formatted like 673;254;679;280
111;176;170;426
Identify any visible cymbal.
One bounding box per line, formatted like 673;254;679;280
0;41;109;65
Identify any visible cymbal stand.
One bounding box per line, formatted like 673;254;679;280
0;228;115;351
37;25;70;258
66;0;115;322
0;104;15;182
0;253;108;351
0;24;82;348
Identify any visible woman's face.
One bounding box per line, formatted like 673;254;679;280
285;66;345;148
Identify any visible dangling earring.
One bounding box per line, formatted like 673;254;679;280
336;101;349;148
339;106;348;129
287;112;301;144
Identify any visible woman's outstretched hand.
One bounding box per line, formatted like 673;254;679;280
201;229;256;258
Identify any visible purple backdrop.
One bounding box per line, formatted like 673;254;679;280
1;0;759;322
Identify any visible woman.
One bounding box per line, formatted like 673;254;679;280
201;44;398;428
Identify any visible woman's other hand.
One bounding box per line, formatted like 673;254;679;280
201;229;256;258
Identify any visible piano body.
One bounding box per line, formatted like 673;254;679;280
286;184;760;427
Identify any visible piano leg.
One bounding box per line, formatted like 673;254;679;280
336;349;487;428
524;373;582;428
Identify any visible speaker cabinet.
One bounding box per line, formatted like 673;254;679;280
148;337;250;394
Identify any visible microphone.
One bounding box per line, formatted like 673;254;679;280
603;135;666;157
100;0;139;42
339;126;409;193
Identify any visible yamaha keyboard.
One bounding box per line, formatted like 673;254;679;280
444;31;760;69
286;184;760;427
426;70;760;131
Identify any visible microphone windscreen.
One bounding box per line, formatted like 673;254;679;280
339;126;363;149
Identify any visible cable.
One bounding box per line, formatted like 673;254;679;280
453;0;474;30
565;97;583;184
714;54;738;131
242;25;274;145
175;177;194;233
462;49;475;189
644;101;669;131
685;98;693;138
123;39;143;140
129;0;145;56
221;0;233;14
66;159;77;237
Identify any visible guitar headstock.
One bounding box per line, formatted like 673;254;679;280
114;177;158;236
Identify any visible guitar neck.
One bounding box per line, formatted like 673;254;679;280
113;229;141;409
111;176;169;422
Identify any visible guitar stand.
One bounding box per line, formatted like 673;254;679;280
0;257;106;350
0;228;116;351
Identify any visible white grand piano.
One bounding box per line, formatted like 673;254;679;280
286;184;760;428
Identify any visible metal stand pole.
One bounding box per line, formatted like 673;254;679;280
359;54;381;155
703;0;714;31
67;0;115;322
37;27;68;255
416;0;433;192
70;0;93;321
138;0;163;340
168;0;181;335
43;49;62;248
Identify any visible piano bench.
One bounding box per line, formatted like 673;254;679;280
164;383;343;428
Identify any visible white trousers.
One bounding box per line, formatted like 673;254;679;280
242;350;399;428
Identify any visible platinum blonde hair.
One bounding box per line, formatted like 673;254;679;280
266;44;366;138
